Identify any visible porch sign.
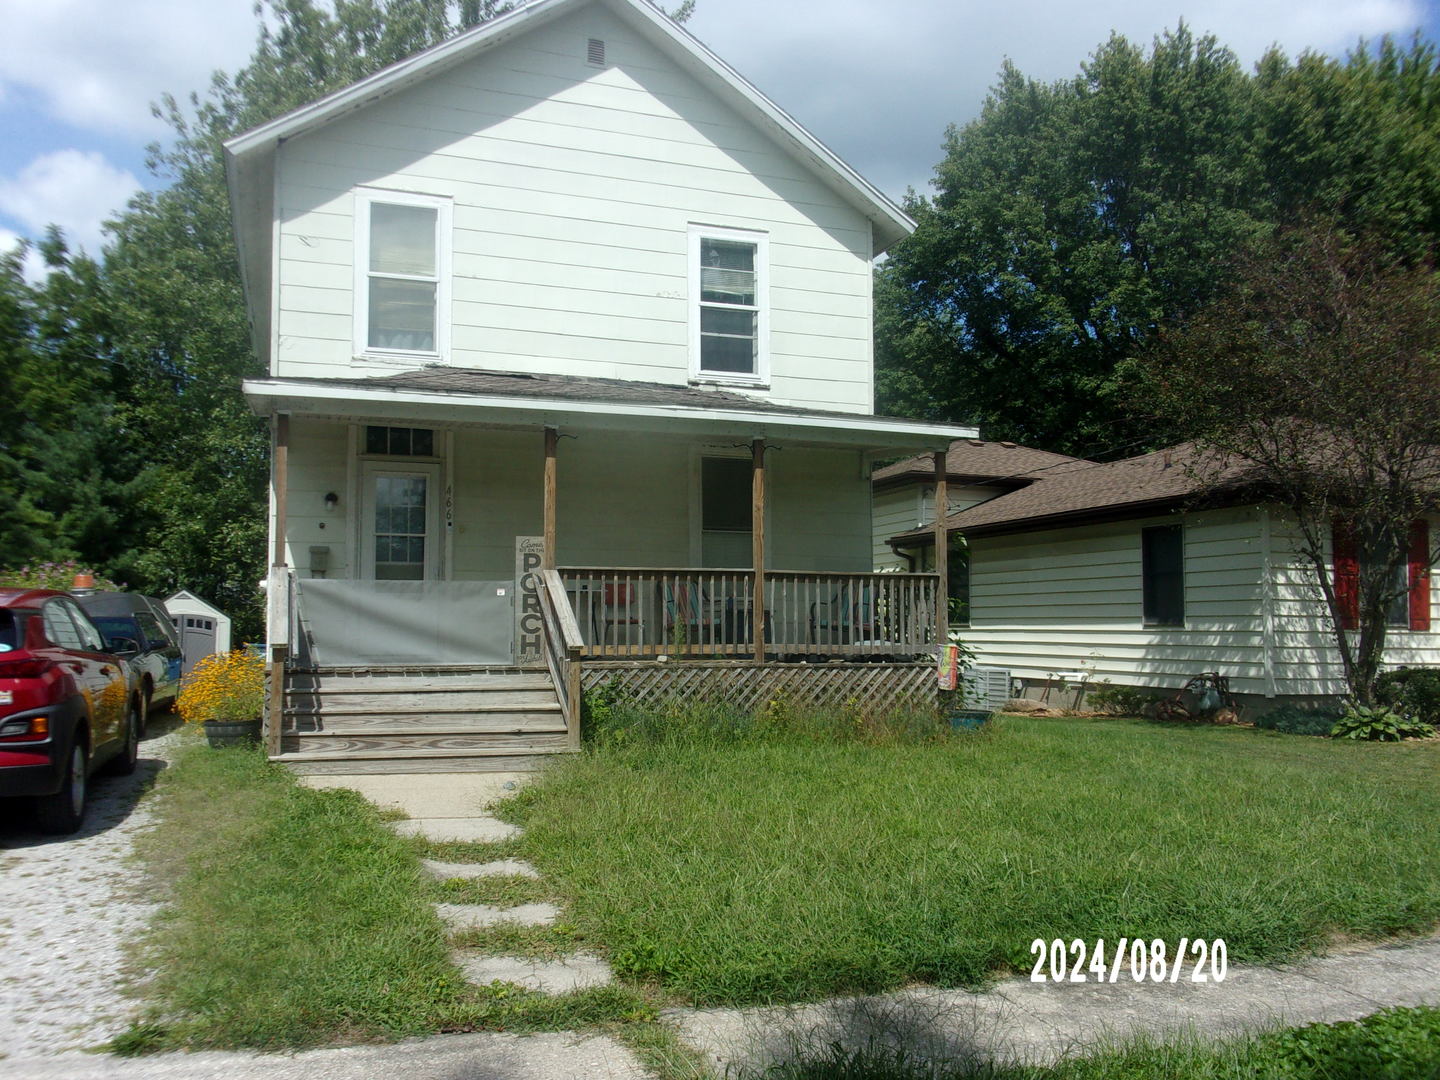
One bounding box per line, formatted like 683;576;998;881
515;536;546;665
937;644;960;690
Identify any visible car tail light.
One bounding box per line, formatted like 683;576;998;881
0;657;52;679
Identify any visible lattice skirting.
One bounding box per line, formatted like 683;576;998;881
579;660;938;714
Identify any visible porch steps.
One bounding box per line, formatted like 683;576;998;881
274;665;575;775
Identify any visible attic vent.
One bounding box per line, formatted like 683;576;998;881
587;38;606;66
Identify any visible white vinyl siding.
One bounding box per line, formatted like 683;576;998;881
962;508;1270;695
870;482;1006;570
1266;511;1440;697
959;505;1440;701
272;5;875;412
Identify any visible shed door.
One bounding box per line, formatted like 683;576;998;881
180;615;216;675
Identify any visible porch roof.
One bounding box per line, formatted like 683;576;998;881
242;368;974;452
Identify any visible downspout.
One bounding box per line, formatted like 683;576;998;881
888;541;919;572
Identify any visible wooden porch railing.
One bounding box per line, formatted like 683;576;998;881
264;565;297;755
555;567;939;660
537;569;584;745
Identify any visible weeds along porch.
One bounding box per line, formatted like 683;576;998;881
247;369;973;772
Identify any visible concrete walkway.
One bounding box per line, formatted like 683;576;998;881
305;771;617;997
4;1031;648;1080
670;935;1440;1074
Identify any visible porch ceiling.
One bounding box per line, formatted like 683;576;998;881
242;373;975;453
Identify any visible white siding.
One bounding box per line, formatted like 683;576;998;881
870;482;1005;570
283;421;870;582
281;418;352;578
961;508;1271;694
272;4;875;412
1266;511;1440;697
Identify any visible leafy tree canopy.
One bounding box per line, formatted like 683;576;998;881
876;26;1440;458
1138;225;1440;704
0;0;712;637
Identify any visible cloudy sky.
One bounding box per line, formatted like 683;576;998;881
1;0;1437;268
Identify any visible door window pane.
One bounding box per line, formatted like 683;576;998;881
374;474;429;581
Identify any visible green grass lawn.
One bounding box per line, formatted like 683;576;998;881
506;715;1440;1006
122;740;656;1052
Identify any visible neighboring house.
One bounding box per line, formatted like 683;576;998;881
889;444;1438;708
871;438;1092;567
224;0;973;770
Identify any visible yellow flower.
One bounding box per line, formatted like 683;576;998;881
177;651;265;724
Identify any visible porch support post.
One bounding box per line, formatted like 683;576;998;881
272;413;290;568
543;425;558;570
752;437;767;662
933;450;949;650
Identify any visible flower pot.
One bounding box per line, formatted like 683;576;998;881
203;718;261;748
949;709;993;731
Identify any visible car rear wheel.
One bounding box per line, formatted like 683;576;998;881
138;685;152;737
35;741;87;835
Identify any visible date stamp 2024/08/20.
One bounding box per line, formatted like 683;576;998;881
1030;938;1228;984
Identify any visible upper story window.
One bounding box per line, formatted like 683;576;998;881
1142;524;1185;627
689;225;768;384
354;189;451;359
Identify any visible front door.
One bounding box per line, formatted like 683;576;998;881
361;462;442;581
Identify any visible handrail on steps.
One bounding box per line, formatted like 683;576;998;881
537;569;583;746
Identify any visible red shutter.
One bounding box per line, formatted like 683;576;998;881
1408;519;1431;632
1333;522;1360;630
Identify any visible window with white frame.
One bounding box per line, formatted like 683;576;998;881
689;225;767;382
355;190;451;358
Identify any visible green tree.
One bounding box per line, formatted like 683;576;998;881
877;29;1440;458
1140;226;1440;704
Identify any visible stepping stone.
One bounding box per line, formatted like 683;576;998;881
389;817;520;843
452;951;614;994
436;902;559;931
423;858;541;880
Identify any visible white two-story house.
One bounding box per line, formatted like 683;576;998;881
225;0;973;770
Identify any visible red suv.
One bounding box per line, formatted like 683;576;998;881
0;588;142;834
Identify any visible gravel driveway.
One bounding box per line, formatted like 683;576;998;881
0;721;183;1056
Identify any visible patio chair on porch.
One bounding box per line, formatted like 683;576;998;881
809;582;876;646
661;579;714;650
600;582;648;649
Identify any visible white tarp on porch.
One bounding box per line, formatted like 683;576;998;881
295;579;514;667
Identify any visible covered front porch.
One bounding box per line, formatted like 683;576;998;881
249;368;973;768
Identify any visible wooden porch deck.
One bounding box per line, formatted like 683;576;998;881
264;565;945;772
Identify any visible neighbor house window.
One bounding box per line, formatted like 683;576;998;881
689;225;767;382
355;190;451;357
1333;520;1431;632
1142;524;1184;626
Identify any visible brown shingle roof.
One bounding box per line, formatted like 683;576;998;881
872;439;1092;489
894;443;1256;542
353;365;868;419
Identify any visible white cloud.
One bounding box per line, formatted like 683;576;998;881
688;0;1427;199
0;149;141;259
0;0;258;138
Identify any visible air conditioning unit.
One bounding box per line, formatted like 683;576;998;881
966;666;1012;710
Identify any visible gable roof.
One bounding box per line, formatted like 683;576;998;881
224;0;915;359
872;439;1092;491
893;443;1258;543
